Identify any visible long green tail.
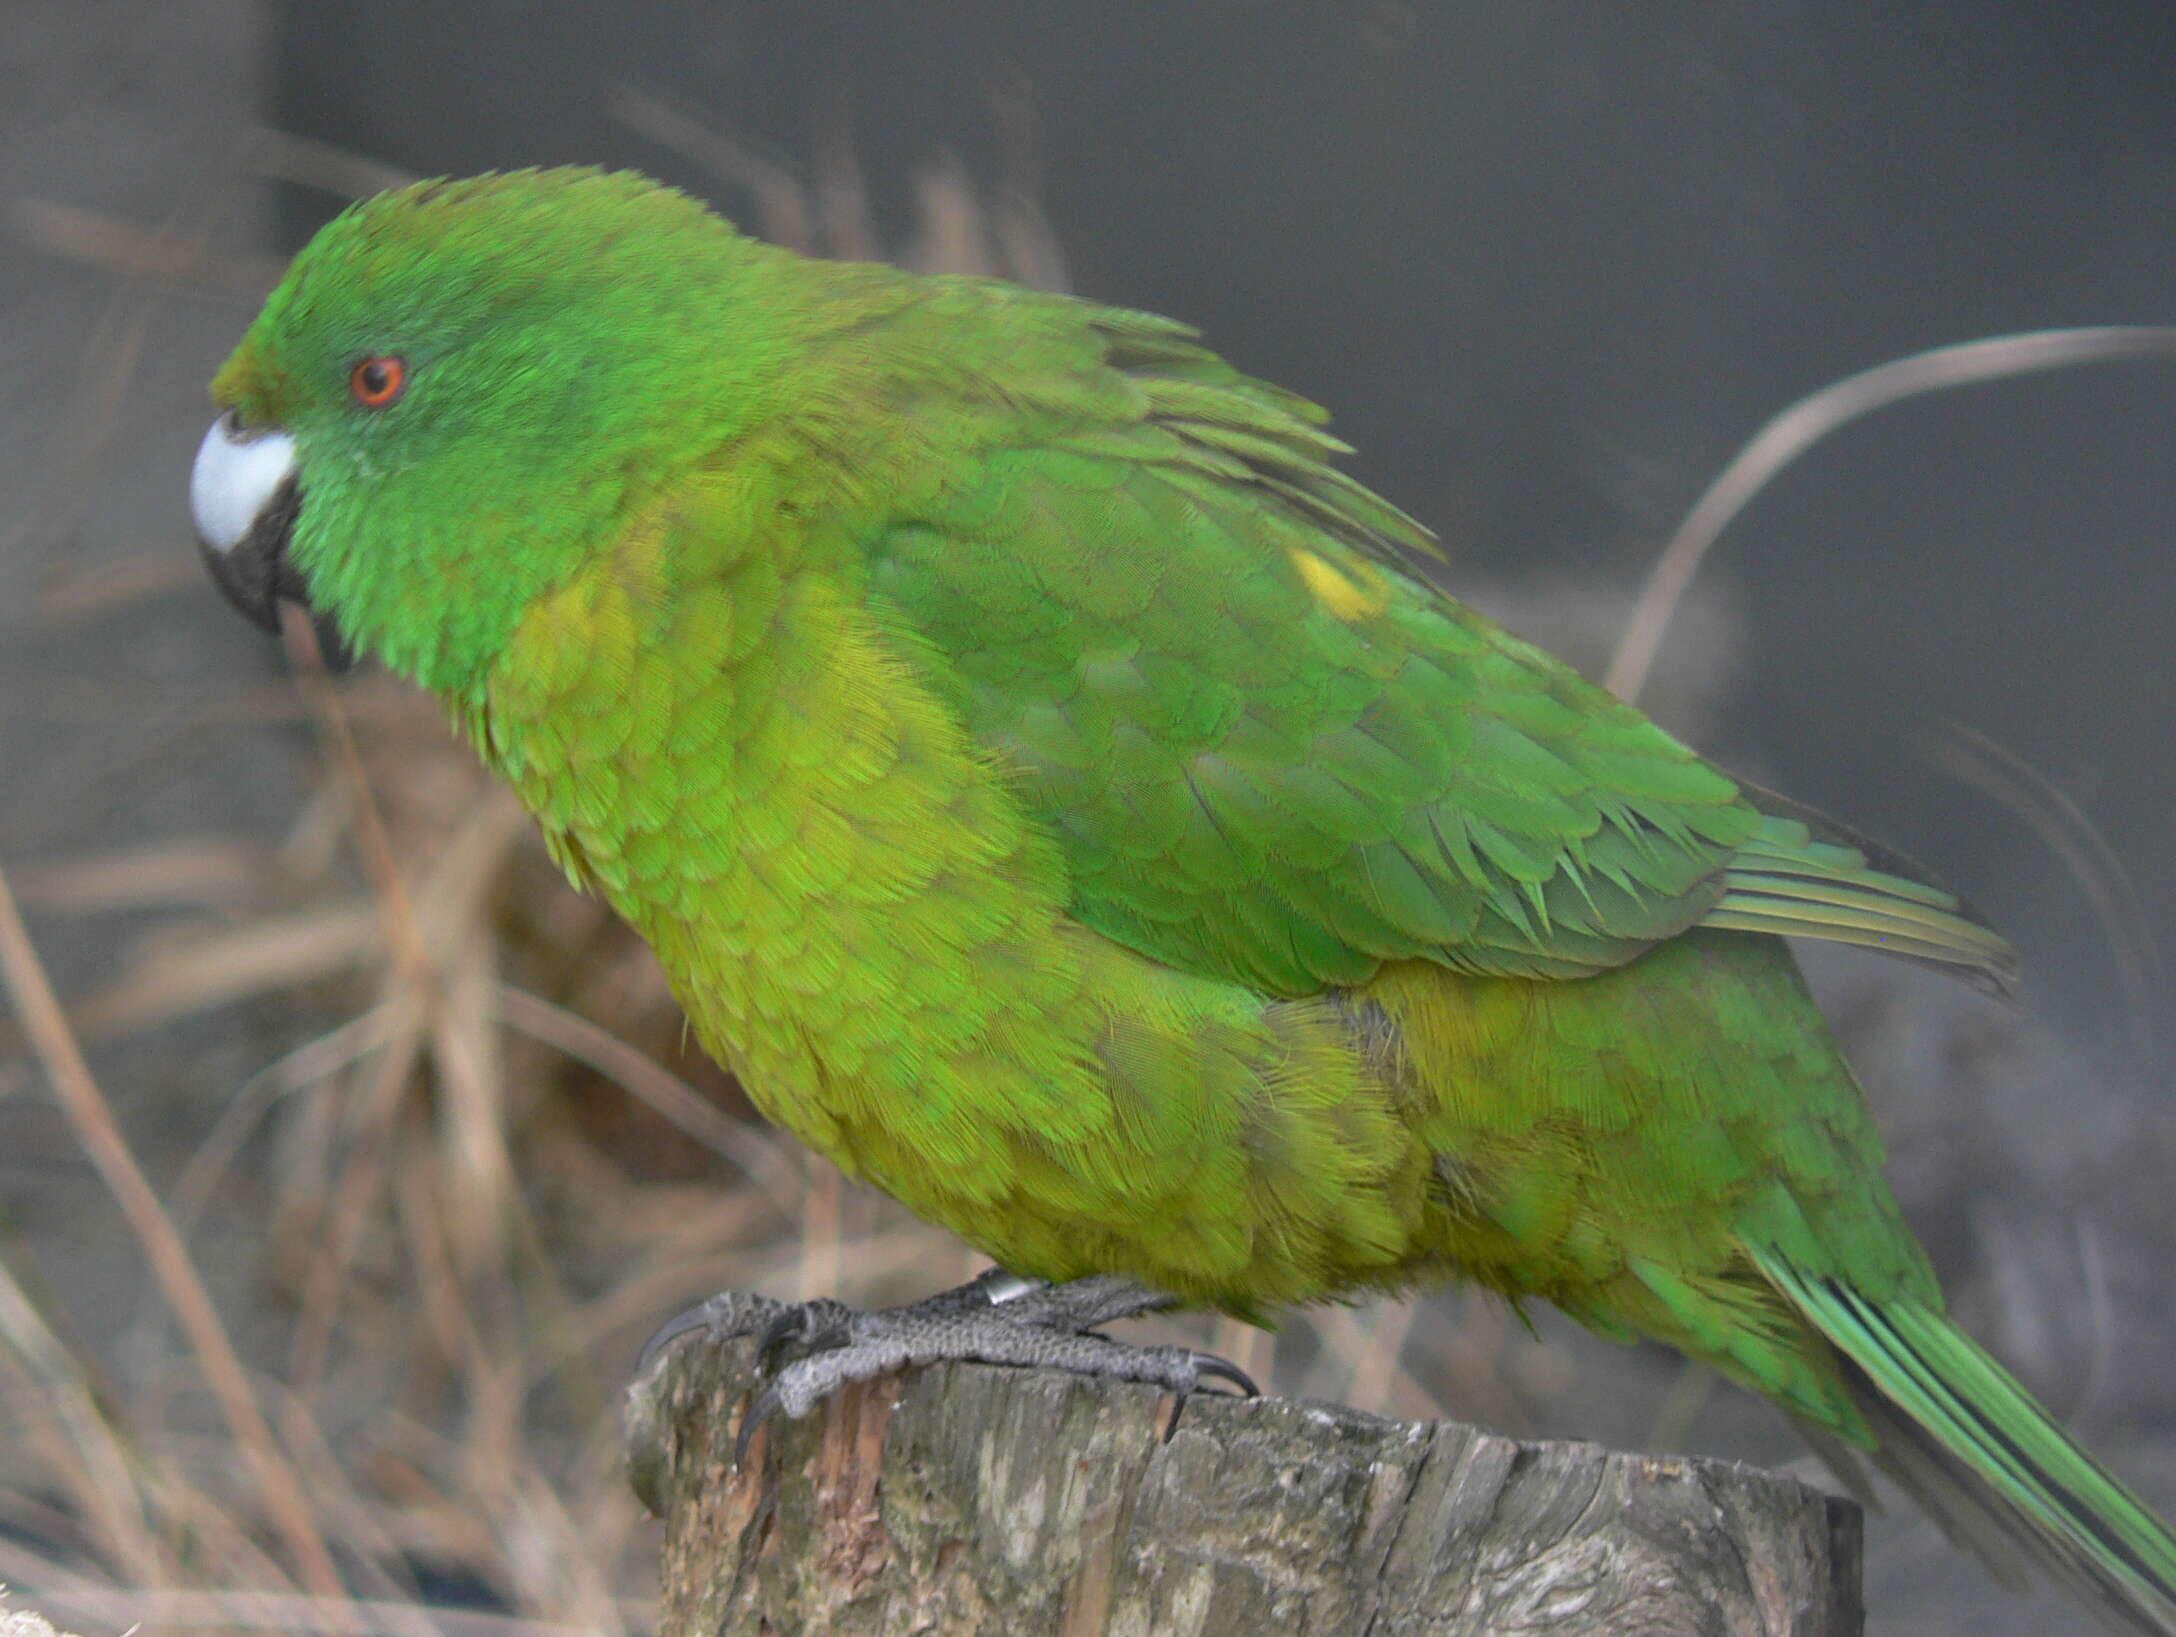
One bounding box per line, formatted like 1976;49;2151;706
1759;1251;2176;1635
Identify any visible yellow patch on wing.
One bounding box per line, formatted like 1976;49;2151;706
1287;545;1391;622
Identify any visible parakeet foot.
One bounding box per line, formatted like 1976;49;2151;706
732;1271;1257;1461
625;1270;1257;1488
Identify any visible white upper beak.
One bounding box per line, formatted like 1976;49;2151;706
190;413;296;555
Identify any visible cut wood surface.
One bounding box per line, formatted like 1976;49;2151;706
630;1334;1863;1636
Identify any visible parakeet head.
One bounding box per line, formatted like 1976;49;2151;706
191;167;788;694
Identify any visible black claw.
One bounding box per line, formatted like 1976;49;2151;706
1157;1353;1261;1443
752;1307;811;1372
1160;1393;1187;1443
1193;1355;1261;1399
633;1304;718;1378
734;1382;788;1468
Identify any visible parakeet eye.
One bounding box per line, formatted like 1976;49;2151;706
349;355;407;409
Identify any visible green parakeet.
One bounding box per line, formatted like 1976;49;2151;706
191;168;2176;1632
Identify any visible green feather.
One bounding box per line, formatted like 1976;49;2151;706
1761;1254;2176;1632
205;167;2170;1633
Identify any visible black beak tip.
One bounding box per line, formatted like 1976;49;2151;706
199;536;283;633
199;473;307;635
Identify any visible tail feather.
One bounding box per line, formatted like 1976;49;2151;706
1709;815;2019;994
1791;1408;2037;1592
1759;1252;2176;1635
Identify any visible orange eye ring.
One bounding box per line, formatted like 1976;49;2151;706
349;355;407;409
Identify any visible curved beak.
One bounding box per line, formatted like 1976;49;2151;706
190;412;306;632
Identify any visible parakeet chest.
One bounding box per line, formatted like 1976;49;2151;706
475;540;1110;1179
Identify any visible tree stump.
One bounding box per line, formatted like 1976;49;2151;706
629;1336;1862;1636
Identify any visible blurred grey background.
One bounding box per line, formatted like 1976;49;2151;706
5;4;2175;1635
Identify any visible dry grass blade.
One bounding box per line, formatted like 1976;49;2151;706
901;154;1004;279
808;114;882;263
1646;1359;1721;1454
13;213;167;575
168;1008;397;1232
1209;1313;1272;1400
264;1386;444;1615
28;1583;620;1637
2069;1218;2116;1436
430;925;517;1279
386;1124;490;1372
0;857;343;1598
48;904;380;1042
1931;719;2165;1065
286;1009;428;1393
11;196;283;297
247;127;419;200
608;85;817;253
985;68;1069;293
1308;1299;1447;1424
489;984;802;1211
1342;1296;1421;1417
559;1196;786;1351
0;1535;113;1607
460;1462;629;1637
282;609;436;992
1606;325;2176;703
34;549;223;618
796;1159;843;1304
12;837;263;915
6;676;402;728
0;1256;163;1584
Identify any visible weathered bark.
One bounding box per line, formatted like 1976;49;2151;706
631;1336;1862;1636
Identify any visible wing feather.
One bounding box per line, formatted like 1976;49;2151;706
855;287;2014;995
